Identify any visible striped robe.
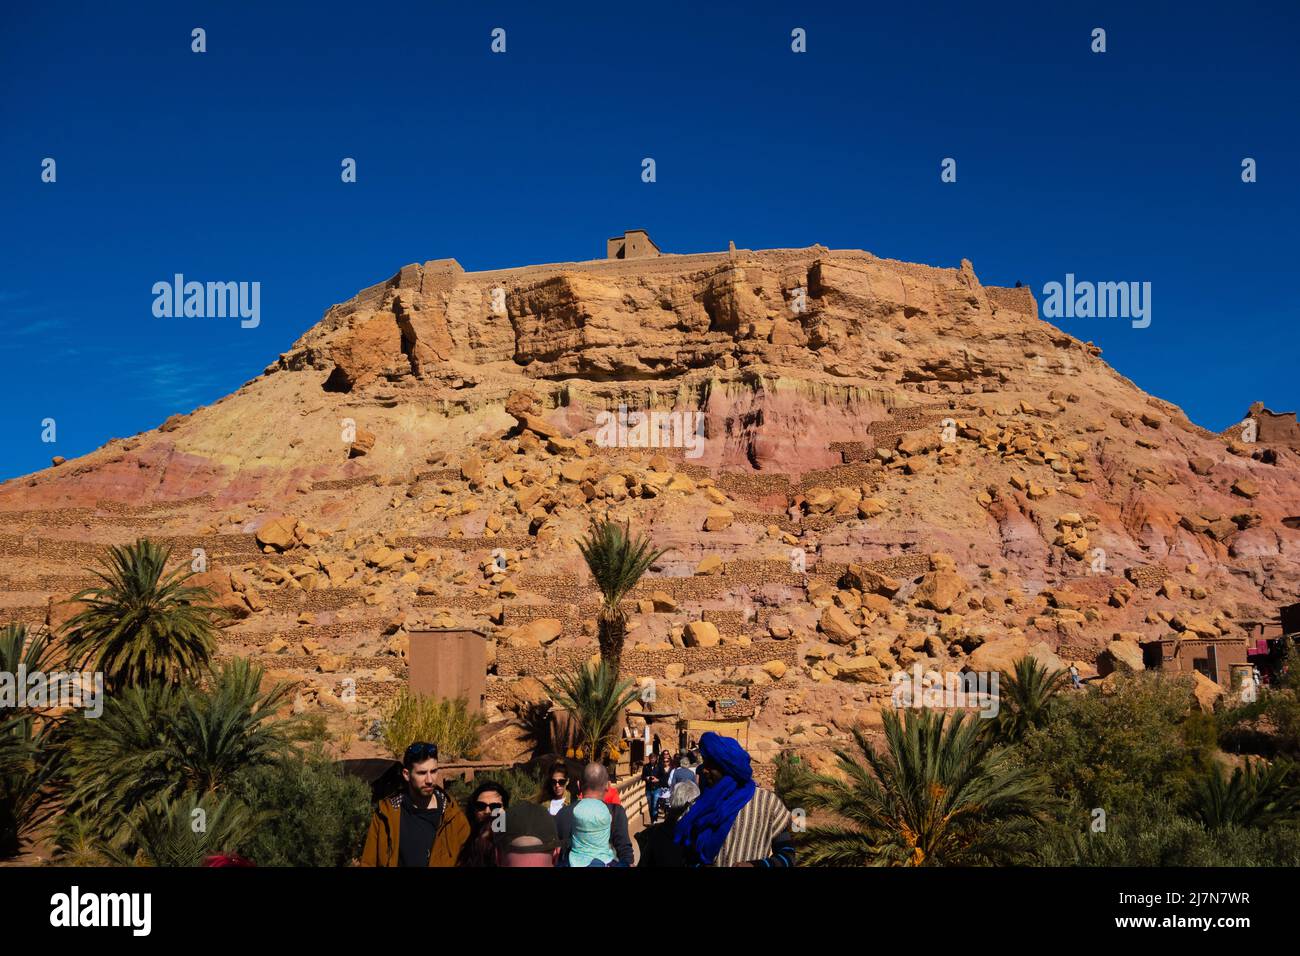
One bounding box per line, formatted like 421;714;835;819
710;788;794;867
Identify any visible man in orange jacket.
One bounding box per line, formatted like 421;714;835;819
360;742;470;867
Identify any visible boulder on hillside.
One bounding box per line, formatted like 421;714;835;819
505;390;540;422
1231;478;1260;500
695;555;723;576
1097;639;1145;676
684;620;720;648
348;426;375;458
255;516;299;551
511;618;564;647
189;568;251;626
966;636;1063;675
844;563;900;597
913;570;967;612
650;591;677;612
649;686;711;721
1192;671;1224;713
819;606;858;644
1045;589;1089;610
501;676;551;715
1172;614;1220;639
762;660;787;680
478;719;534;762
835;654;890;683
704;507;734;532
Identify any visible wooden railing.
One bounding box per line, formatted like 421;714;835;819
616;773;649;825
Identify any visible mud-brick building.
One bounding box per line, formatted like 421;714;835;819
1250;403;1300;446
607;229;660;260
1141;634;1249;689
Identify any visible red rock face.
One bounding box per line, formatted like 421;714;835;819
2;242;1297;762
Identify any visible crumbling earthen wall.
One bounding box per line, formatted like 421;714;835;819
495;642;799;679
1254;407;1300;445
984;285;1038;318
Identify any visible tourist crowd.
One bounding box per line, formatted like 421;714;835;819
359;732;796;867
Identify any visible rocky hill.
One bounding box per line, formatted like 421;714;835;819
3;241;1298;769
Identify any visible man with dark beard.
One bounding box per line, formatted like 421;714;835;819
360;742;470;867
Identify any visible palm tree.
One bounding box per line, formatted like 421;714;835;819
783;708;1050;866
105;791;262;867
988;655;1070;744
64;538;221;689
1188;760;1300;829
0;713;54;858
61;658;295;841
544;661;641;765
167;657;297;793
577;520;667;673
61;681;185;831
0;624;62;858
0;622;60;682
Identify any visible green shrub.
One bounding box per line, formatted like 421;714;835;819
381;691;483;761
229;748;371;867
1219;690;1300;759
1018;672;1212;827
444;764;542;809
1039;812;1300;866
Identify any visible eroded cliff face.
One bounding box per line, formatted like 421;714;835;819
275;247;1058;388
3;243;1298;767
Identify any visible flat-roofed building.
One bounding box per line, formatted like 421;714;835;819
607;229;660;260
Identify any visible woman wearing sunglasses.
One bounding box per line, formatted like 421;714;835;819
534;760;573;816
460;780;509;867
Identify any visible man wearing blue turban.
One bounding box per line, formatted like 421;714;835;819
673;732;796;867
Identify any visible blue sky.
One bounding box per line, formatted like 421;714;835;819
2;1;1297;481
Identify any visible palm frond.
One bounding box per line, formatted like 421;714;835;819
104;791;264;867
577;520;667;670
1189;759;1300;829
987;655;1069;744
786;708;1051;866
578;520;668;610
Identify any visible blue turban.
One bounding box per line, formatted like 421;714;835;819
673;732;755;864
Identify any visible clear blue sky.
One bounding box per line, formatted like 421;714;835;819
2;1;1297;481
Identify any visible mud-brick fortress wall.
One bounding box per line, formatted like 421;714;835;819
494;642;800;680
983;285;1038;317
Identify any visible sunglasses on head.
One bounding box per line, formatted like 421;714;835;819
404;741;439;763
